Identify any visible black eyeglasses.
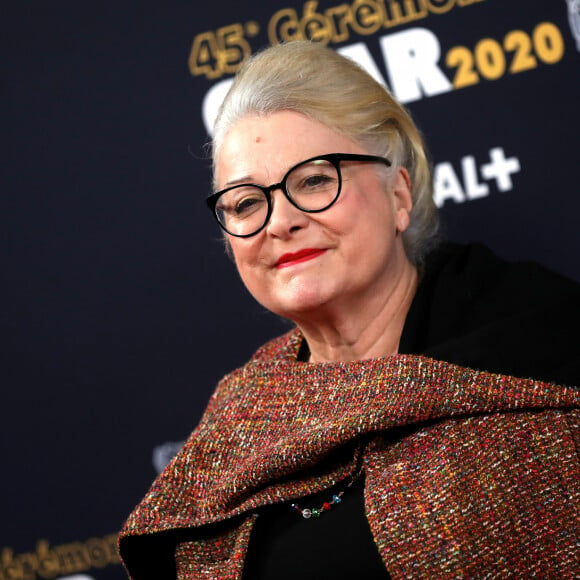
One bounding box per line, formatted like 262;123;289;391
206;153;391;238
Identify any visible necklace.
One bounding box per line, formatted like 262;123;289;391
290;465;364;519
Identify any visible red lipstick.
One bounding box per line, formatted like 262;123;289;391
275;248;326;268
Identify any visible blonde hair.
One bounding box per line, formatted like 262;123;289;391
212;41;439;265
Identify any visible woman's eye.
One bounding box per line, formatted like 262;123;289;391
303;174;334;189
234;195;264;216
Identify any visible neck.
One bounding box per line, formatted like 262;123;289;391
295;258;418;363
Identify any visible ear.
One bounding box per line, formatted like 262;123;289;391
392;167;413;234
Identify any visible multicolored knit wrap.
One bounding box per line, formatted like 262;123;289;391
119;329;580;578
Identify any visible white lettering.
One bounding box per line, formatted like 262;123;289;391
379;28;452;103
202;77;233;136
434;148;521;207
462;155;489;199
481;147;521;192
433;162;465;207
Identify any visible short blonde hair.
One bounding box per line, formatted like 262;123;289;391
212;41;439;265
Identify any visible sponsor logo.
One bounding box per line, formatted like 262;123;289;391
433;147;520;207
200;21;566;135
0;536;120;580
188;0;486;80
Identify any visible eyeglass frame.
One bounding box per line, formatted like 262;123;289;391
206;152;392;238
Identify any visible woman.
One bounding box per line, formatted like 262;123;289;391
119;42;580;578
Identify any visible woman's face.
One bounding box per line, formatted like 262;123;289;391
215;111;413;323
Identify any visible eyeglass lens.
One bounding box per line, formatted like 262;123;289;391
215;158;340;237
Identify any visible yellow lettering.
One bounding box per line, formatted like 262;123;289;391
446;45;480;88
533;22;564;64
191;0;486;74
102;534;121;564
504;30;537;74
301;1;333;43
189;32;221;79
268;8;302;43
325;4;353;42
350;0;384;35
422;0;456;15
86;538;109;569
216;24;252;74
0;548;25;580
383;0;427;28
189;25;251;79
0;534;121;580
35;540;60;579
14;555;35;580
474;38;506;79
54;542;90;575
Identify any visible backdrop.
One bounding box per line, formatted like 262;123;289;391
3;1;579;578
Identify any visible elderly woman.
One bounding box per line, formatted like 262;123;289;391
119;42;580;578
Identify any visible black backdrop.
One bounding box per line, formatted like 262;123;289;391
3;1;580;578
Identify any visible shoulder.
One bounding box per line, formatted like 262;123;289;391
413;241;580;385
422;241;580;325
425;241;580;301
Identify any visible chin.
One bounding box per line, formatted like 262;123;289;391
267;292;334;321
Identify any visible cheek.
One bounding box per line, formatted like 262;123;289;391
231;245;252;277
230;240;264;285
339;185;394;238
230;235;255;261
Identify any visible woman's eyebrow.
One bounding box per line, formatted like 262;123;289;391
221;175;255;188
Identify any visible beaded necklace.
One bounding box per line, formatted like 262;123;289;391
289;456;364;519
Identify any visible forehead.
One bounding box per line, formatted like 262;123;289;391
214;111;361;187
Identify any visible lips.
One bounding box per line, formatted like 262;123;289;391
275;248;327;268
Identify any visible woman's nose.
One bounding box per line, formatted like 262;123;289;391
265;189;309;238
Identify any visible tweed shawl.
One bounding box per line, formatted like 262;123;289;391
119;329;580;579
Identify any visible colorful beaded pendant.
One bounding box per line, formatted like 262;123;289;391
290;467;363;519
